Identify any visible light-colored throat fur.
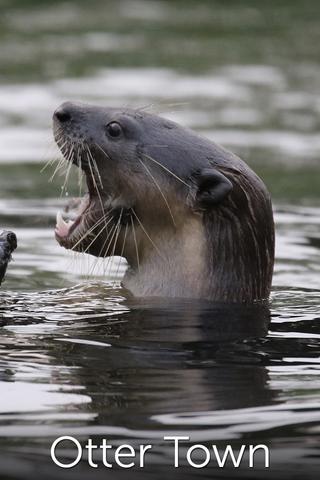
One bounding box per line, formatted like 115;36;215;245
122;216;210;299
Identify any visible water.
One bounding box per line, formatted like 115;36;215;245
0;0;319;478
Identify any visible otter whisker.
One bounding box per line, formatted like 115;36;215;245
78;163;85;196
41;143;64;173
142;153;190;187
93;158;103;190
77;142;85;193
86;148;109;231
111;209;122;258
55;133;66;149
106;224;122;279
136;103;155;112
55;132;69;153
114;221;128;285
84;209;118;271
94;142;112;162
81;215;114;257
85;145;111;246
86;149;105;220
135;102;188;114
92;220;117;266
60;144;75;197
49;151;69;182
138;158;176;227
71;211;113;252
132;209;165;260
91;221;117;277
91;157;103;190
143;144;169;148
98;220;122;276
55;138;69;154
86;146;103;198
105;209;123;277
130;215;140;272
89;144;103;189
41;158;57;174
47;137;70;179
52;127;64;148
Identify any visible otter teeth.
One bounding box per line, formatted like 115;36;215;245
55;211;75;237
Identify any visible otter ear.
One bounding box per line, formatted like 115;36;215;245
192;168;233;209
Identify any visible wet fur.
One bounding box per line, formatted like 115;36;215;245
53;103;274;303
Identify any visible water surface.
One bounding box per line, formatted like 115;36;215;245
0;1;319;478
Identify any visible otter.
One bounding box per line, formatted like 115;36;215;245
53;102;274;303
0;230;17;286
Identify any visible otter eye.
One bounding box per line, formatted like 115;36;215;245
106;122;122;138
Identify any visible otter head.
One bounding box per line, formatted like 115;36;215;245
53;102;274;302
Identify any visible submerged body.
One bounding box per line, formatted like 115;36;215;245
53;103;274;303
0;230;17;286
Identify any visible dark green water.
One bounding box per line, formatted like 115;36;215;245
0;1;319;478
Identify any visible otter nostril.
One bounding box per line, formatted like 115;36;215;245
54;107;71;123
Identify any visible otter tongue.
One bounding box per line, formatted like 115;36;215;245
55;211;74;237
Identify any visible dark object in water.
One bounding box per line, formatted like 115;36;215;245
0;230;17;285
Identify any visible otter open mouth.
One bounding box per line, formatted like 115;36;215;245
53;107;108;251
53;141;118;254
55;194;92;249
53;127;106;252
53;135;111;252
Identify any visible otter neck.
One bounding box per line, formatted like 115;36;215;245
122;217;210;299
122;203;273;302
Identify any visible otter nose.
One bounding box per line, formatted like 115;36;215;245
54;104;72;123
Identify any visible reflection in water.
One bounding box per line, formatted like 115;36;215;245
0;290;273;475
0;286;319;478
